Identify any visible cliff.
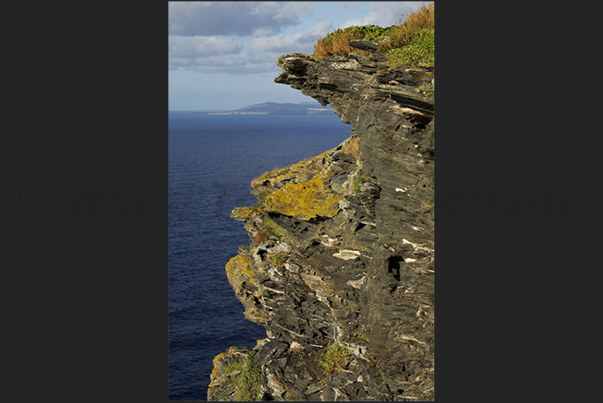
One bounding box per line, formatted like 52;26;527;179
208;47;434;401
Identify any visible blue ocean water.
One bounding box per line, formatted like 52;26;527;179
168;111;353;400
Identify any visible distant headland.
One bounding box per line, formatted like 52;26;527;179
198;102;333;116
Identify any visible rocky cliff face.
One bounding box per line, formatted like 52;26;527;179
208;49;434;401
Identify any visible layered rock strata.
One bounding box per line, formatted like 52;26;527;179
208;51;434;401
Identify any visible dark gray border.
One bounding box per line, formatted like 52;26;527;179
7;1;598;401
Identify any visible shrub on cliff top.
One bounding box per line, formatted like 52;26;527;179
313;25;394;58
312;2;434;67
378;2;434;53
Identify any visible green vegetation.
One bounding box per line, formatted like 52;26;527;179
319;341;353;377
313;24;395;59
384;28;434;67
223;360;244;376
225;351;263;401
312;2;434;68
270;252;288;270
263;217;287;237
253;191;268;208
416;82;434;97
348;334;369;345
253;216;287;245
378;3;434;52
342;25;397;42
367;354;379;368
353;176;366;193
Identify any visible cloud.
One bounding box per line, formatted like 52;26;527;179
251;21;332;53
169;36;243;58
168;39;277;74
168;2;325;74
168;19;333;74
167;2;434;75
168;1;317;37
340;1;429;29
176;51;278;75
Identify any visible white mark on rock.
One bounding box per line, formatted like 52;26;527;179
338;199;350;209
289;341;304;353
396;333;428;346
391;103;426;116
262;286;285;294
320;235;337;247
402;238;434;252
333;249;361;260
331;59;361;70
347;275;366;289
404;258;417;263
274;323;305;338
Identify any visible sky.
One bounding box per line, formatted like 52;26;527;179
168;1;431;111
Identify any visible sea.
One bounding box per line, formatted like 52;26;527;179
168;110;353;400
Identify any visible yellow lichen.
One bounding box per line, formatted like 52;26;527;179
231;206;261;221
225;254;257;295
209;352;226;386
251;149;332;191
264;171;342;220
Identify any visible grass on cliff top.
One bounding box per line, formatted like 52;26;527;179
312;2;434;67
312;24;396;59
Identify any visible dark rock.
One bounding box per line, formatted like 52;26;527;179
349;39;378;52
208;51;434;401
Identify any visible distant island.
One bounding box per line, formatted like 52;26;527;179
199;102;334;116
